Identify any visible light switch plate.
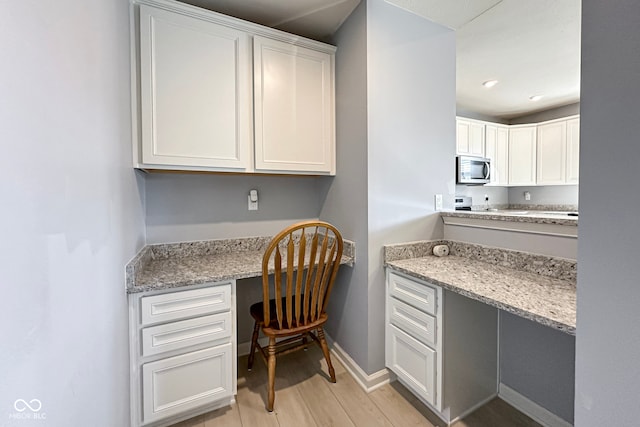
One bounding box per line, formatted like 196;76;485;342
435;194;443;211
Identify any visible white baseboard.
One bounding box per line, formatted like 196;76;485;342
499;383;573;427
237;334;392;393
325;335;393;393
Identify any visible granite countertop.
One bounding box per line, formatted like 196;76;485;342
127;236;356;293
384;240;576;335
441;209;578;226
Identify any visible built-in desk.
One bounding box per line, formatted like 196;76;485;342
125;235;355;427
383;239;576;426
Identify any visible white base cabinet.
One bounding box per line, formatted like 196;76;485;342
131;0;336;175
129;282;237;427
385;270;498;424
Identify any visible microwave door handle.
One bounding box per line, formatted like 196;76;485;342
484;162;490;179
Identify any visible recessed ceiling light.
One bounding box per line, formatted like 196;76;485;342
529;95;543;102
482;80;499;88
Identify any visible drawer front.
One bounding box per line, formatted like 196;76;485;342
386;324;436;407
142;311;232;357
389;297;436;348
142;343;233;424
140;284;232;325
388;272;437;315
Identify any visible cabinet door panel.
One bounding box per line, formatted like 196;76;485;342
139;5;251;169
456;120;471;155
566;118;580;184
469;122;486;157
388;272;437;315
485;125;509;185
142;344;233;423
508;126;537;186
142;312;232;357
389;297;437;348
386;325;436;406
254;36;334;173
537;121;567;185
140;284;232;326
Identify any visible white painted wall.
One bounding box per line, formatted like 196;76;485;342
0;1;145;426
575;1;640;424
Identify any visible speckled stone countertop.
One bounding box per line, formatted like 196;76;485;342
126;236;356;293
384;240;576;335
441;209;578;226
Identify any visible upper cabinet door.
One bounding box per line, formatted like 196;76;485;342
253;36;335;174
566;118;580;184
139;5;251;169
485;124;509;186
456;118;485;157
508;126;537;186
536;121;567;185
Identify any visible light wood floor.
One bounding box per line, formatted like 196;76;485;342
169;345;541;427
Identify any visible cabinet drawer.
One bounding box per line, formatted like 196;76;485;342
388;272;437;315
141;311;232;357
389;297;436;348
140;284;231;326
142;343;233;424
386;324;436;407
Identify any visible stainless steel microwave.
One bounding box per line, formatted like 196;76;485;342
456;155;491;185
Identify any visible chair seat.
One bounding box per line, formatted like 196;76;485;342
250;297;328;337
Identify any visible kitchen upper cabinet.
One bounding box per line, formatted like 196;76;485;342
508;125;537;186
566;118;580;184
484;124;509;186
456;118;485;157
537;120;567;185
137;4;251;170
131;0;336;175
253;36;334;174
537;116;580;185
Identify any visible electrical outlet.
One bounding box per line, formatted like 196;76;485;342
248;196;258;210
524;191;531;201
435;194;443;211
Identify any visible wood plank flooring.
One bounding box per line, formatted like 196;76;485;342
169;345;541;427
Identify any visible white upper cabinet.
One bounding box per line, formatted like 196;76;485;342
253;36;334;174
508;125;537;186
565;118;580;184
131;0;336;175
456;118;485;157
536;120;567;185
484;124;509;186
138;5;251;170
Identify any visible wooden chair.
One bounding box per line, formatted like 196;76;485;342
247;220;344;411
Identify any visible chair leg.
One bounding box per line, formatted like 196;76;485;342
302;332;308;350
317;328;336;383
248;320;260;370
267;337;277;411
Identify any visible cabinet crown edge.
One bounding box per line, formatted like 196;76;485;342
131;0;337;53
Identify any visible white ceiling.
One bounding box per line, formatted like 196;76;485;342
178;0;581;120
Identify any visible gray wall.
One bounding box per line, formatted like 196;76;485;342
322;0;370;369
144;173;326;243
508;185;579;207
500;313;575;424
0;2;146;426
455;185;509;208
575;1;640;425
366;0;455;373
323;0;456;375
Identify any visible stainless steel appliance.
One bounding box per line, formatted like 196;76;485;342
456;155;491;185
454;196;472;211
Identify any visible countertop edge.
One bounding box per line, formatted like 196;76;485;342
385;262;575;335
